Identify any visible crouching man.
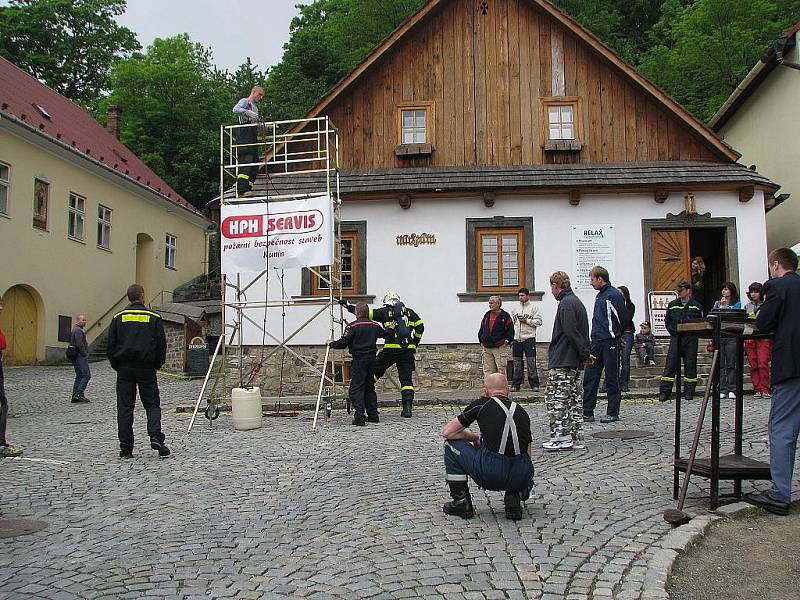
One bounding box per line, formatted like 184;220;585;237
441;373;534;520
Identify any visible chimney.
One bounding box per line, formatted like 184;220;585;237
106;105;121;140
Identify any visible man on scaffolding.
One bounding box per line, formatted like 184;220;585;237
341;291;424;418
232;85;264;196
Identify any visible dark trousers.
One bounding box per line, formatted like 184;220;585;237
349;355;378;419
719;336;738;394
374;348;416;401
583;338;621;417
512;338;539;388
116;365;164;452
72;355;91;399
235;125;258;193
444;440;534;492
659;336;699;399
0;359;8;446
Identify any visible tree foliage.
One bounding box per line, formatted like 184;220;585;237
0;0;139;108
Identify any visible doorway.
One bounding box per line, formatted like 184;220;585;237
643;213;738;314
135;233;154;295
0;285;40;364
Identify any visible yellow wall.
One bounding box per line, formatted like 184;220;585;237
717;35;800;251
0;129;208;362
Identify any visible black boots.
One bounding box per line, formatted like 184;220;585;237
401;399;413;418
504;491;523;520
443;481;474;519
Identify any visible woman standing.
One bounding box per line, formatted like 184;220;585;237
618;286;636;393
712;282;741;399
744;282;772;398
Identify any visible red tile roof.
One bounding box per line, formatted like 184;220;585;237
0;57;202;216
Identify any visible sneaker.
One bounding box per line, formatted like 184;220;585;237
600;415;620;423
763;393;772;399
0;444;22;457
542;438;574;451
366;415;380;423
510;385;521;392
119;450;133;459
728;392;736;400
719;392;726;399
71;396;90;403
572;439;586;450
753;392;762;399
649;360;656;366
583;413;595;423
150;439;171;457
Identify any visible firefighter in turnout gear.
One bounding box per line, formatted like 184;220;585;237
341;291;424;418
659;281;704;402
232;85;264;196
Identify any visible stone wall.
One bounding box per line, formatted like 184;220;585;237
223;343;550;395
163;323;185;373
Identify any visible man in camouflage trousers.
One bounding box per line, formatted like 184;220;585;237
542;271;592;451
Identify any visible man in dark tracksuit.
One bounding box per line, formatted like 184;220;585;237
329;302;389;426
582;266;628;423
658;281;704;403
107;284;170;459
441;372;534;521
342;291;424;418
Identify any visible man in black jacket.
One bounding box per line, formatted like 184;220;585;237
478;295;515;377
329;302;389;426
107;284;169;459
746;248;800;515
543;271;592;451
658;282;704;403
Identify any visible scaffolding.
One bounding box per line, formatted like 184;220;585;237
188;116;347;432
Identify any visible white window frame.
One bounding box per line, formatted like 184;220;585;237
0;161;9;216
165;233;177;269
68;193;86;241
97;205;112;250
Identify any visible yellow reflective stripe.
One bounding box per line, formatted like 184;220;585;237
237;174;250;180
383;322;393;327
401;386;415;391
684;377;698;382
368;308;374;319
661;376;675;382
384;343;416;349
407;320;424;327
113;309;161;319
121;314;151;323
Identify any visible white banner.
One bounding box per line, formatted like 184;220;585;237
220;195;333;276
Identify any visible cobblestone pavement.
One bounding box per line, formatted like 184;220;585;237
0;363;793;600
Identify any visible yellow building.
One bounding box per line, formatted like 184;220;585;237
0;57;210;364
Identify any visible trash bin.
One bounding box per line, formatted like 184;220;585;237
186;337;209;378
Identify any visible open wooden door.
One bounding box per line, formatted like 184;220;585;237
651;229;690;291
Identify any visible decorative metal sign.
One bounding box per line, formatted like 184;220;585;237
396;233;437;247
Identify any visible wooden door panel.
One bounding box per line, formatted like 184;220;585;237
1;286;38;365
652;229;690;292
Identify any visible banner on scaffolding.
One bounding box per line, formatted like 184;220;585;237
220;194;334;275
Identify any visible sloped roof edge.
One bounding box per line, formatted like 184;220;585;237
298;0;739;162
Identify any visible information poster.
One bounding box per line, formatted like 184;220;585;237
648;291;678;337
571;225;616;291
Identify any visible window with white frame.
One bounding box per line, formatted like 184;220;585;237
0;162;9;215
68;193;85;240
547;104;575;140
165;233;177;269
97;205;112;249
401;109;427;144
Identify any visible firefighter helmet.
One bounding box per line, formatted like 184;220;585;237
383;290;401;305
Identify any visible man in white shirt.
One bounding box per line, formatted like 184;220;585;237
511;287;543;392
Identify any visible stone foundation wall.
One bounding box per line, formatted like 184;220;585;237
163;323;185;373
223;343;551;396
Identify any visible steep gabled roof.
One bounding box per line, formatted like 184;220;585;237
709;22;800;131
0;57;202;216
299;0;738;161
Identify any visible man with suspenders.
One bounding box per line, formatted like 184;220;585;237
441;373;535;520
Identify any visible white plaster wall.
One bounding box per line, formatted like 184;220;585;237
228;189;768;346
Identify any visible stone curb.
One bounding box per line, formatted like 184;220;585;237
642;502;752;599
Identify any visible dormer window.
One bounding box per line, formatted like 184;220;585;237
542;97;583;152
548;104;574;140
402;109;427;143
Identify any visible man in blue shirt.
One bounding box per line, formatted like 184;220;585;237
582;266;628;423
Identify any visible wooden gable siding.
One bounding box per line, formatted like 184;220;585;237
322;0;725;170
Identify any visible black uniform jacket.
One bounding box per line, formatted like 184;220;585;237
329;318;388;359
665;298;704;335
346;303;424;350
756;271;800;385
107;303;167;370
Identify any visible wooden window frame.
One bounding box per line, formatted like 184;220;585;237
0;161;9;216
165;233;177;269
97;204;112;250
310;231;359;296
397;101;434;146
541;96;582;142
68;192;86;242
476;227;526;293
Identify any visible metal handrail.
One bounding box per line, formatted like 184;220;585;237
85;294;128;339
